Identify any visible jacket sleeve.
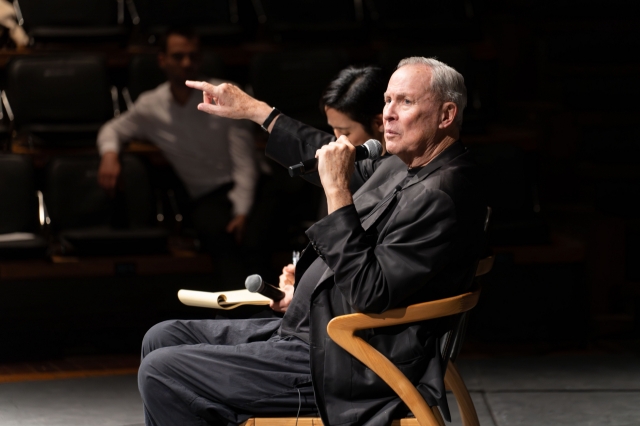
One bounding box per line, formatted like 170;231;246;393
265;115;334;187
265;114;381;190
305;188;458;314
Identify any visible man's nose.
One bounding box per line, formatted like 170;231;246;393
383;103;396;121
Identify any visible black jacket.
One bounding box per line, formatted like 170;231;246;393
266;116;486;426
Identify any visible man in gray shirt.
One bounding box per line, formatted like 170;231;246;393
97;27;258;283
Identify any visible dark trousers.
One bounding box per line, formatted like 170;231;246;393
190;184;245;288
138;318;317;426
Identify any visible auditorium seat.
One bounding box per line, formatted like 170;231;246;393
0;154;49;259
364;0;480;43
135;0;245;44
5;55;116;148
250;49;348;131
43;155;169;256
251;0;365;43
13;0;131;45
123;51;225;107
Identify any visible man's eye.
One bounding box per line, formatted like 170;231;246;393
403;99;412;105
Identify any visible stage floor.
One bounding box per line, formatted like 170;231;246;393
1;353;639;426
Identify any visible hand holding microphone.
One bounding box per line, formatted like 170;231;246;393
288;138;382;177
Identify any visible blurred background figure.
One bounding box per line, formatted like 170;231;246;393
96;26;258;286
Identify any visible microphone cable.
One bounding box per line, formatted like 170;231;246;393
295;387;301;426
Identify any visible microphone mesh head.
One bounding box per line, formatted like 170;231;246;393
245;274;263;292
364;139;383;159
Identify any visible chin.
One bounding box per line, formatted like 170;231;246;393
385;141;399;155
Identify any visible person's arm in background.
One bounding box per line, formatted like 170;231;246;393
226;120;259;243
97;100;150;191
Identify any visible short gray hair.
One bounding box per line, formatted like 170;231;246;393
397;57;467;127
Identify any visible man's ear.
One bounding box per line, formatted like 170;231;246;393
372;113;384;133
439;102;458;129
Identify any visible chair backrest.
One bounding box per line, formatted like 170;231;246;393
6;55;113;129
250;49;348;129
258;0;361;24
440;206;492;362
366;0;470;23
43;155;153;232
136;0;236;29
17;0;119;27
127;54;168;103
0;154;37;234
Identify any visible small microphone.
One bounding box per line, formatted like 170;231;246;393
245;274;285;301
288;139;383;177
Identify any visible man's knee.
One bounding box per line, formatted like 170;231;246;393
138;346;180;403
141;320;183;358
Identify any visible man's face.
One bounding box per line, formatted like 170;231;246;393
158;34;201;83
383;64;441;165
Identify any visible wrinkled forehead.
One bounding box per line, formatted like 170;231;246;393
385;64;433;98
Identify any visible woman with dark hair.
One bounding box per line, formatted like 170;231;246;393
276;65;390;299
320;66;387;151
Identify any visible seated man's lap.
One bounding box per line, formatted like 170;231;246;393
142;318;282;357
139;317;316;422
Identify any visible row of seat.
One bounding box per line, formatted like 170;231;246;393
1;45;483;148
0;136;551;261
11;0;480;46
0;153;169;259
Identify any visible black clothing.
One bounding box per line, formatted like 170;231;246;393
139;115;486;426
278;256;325;343
139;319;316;426
279;165;427;344
266;116;486;425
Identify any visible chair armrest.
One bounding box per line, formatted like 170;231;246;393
475;255;494;277
326;290;480;426
328;290;480;332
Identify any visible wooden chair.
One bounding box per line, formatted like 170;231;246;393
243;254;494;426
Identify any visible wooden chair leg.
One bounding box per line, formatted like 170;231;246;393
444;360;480;426
431;406;445;426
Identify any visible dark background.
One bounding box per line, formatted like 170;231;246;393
0;0;639;361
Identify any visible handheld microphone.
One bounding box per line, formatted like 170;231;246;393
245;274;285;301
288;139;383;177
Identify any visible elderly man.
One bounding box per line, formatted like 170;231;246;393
138;57;486;426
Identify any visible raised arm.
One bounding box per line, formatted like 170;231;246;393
185;80;277;130
185;80;375;190
185;80;333;182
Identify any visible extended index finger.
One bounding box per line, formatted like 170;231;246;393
185;80;215;94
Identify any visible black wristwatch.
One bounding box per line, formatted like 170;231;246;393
261;107;281;132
